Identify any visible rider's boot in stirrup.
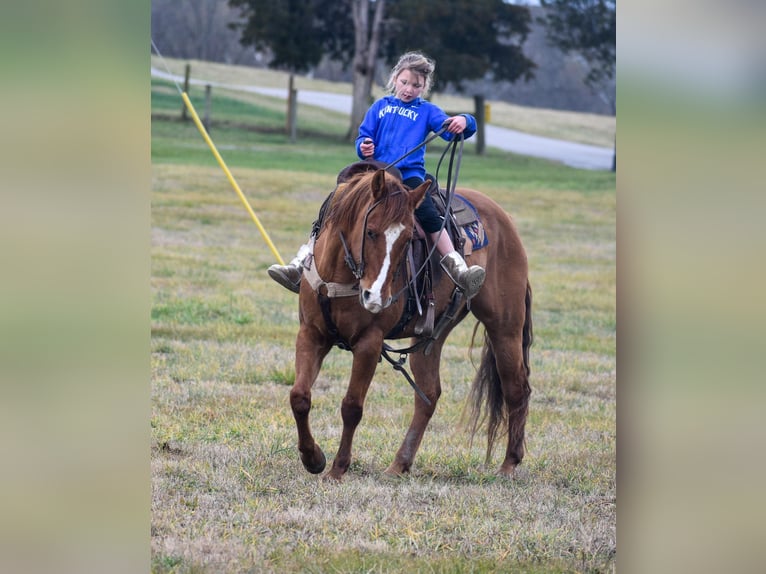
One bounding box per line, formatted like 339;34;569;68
268;242;311;294
439;250;486;299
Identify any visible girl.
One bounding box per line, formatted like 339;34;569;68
269;52;485;298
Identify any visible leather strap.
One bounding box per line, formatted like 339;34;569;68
303;258;359;298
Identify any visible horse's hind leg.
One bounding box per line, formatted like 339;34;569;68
385;344;442;476
291;326;332;474
485;326;531;477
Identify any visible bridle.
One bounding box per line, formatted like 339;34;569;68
338;189;405;282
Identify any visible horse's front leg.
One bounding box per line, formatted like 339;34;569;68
326;333;383;481
291;325;332;474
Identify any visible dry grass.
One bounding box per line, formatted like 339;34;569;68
151;133;616;572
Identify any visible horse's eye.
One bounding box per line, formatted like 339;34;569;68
366;229;377;240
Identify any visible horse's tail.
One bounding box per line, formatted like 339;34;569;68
522;279;533;377
466;280;533;463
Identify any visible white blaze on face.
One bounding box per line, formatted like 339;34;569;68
364;222;405;311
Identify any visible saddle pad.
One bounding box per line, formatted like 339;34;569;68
428;184;489;254
453;195;488;254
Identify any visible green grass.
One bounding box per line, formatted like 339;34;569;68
151;69;615;573
151;78;615;196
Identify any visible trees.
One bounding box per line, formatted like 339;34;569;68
540;0;615;169
539;1;615;91
229;0;356;139
228;0;535;140
229;0;372;138
151;0;252;64
228;0;326;73
349;0;387;139
384;0;535;93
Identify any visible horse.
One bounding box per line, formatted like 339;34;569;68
290;163;533;480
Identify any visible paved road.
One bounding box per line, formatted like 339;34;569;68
152;67;613;171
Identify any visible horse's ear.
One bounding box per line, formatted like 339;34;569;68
371;169;388;200
409;179;431;209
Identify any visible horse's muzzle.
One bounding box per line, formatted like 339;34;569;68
361;289;392;313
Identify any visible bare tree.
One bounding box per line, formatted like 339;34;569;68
152;0;253;65
349;0;386;139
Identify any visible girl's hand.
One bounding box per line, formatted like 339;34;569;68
361;138;375;158
445;115;467;134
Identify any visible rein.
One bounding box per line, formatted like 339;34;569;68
339;189;405;282
387;130;465;304
383;123;449;171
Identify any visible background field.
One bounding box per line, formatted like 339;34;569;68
151;56;616;149
151;73;616;573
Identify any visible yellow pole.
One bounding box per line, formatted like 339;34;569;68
181;91;285;265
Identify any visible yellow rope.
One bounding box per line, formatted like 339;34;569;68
180;92;285;265
152;39;284;265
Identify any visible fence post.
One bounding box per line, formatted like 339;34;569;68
287;74;297;143
203;84;212;132
181;63;191;121
473;95;486;155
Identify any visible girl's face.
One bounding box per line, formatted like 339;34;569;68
394;69;425;102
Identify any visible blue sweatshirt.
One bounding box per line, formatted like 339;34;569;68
355;95;477;182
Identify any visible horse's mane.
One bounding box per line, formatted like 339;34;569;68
325;170;412;230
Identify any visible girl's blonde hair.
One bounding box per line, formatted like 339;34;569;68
386;52;436;97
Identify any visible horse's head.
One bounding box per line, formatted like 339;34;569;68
327;168;429;313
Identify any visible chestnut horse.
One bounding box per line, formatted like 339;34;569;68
290;165;532;480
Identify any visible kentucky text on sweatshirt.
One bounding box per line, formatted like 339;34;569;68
356;95;477;182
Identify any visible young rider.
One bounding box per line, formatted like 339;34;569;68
268;52;485;298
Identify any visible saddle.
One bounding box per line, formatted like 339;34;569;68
390;178;487;342
315;161;486;255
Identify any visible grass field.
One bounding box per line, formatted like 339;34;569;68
151;74;616;573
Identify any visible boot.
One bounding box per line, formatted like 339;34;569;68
268;242;311;294
440;250;486;299
268;262;302;293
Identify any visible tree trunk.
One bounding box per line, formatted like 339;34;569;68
287;74;298;143
348;0;386;141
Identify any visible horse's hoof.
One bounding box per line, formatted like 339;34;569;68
323;471;344;482
496;462;522;479
382;470;404;482
301;448;326;474
383;462;408;478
